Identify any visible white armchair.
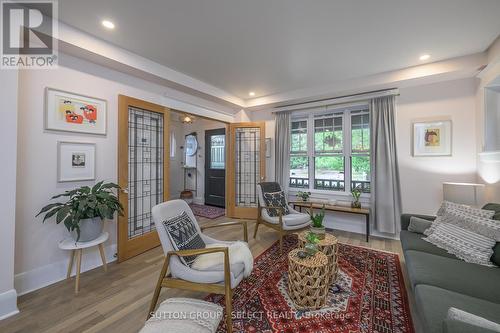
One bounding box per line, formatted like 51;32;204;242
147;199;249;333
254;182;312;252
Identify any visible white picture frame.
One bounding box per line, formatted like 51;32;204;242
58;142;96;182
45;88;107;135
412;119;452;156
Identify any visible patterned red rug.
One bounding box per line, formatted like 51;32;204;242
190;203;225;219
206;234;414;333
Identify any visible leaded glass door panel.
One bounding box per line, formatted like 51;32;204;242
118;95;169;262
227;122;265;219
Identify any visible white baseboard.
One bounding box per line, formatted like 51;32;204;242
14;243;117;296
0;289;19;320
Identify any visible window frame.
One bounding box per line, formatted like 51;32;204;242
288;103;371;197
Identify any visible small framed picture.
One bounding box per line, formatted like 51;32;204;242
58;142;96;182
412;119;452;156
265;138;272;158
45;88;107;135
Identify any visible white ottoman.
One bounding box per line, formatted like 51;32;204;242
140;298;223;333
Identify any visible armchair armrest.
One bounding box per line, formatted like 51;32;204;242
400;213;436;231
201;221;248;242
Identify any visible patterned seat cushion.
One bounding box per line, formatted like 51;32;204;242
162;211;206;266
263;191;290;217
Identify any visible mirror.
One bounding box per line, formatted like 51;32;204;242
185;134;198;156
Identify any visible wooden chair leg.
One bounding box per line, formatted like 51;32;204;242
253;220;260;239
66;250;75;279
279;231;283;253
75;249;82;294
98;244;107;272
147;256;170;320
225;286;233;333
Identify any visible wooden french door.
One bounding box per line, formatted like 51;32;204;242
226;122;266;219
117;95;170;262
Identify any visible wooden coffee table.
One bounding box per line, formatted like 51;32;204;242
293;201;371;242
297;230;339;284
287;249;329;310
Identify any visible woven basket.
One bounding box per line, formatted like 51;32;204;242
298;231;339;284
287;249;329;310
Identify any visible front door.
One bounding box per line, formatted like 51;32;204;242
117;95;169;262
226;122;266;219
204;128;226;207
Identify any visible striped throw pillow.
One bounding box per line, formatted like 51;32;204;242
423;223;496;266
427;210;500;241
437;201;495;219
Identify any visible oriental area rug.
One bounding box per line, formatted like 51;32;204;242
206;234;414;333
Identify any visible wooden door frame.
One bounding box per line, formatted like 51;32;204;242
226;122;266;219
117;95;170;262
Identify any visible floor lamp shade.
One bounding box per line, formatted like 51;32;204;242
443;182;485;206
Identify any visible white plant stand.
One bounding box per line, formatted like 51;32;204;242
59;231;109;294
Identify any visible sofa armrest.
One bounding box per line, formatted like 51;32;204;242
443;319;500;333
400;213;435;231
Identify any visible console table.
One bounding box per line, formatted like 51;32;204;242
292;202;371;242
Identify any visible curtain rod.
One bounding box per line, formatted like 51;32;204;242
273;88;399;113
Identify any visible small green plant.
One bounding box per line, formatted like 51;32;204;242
305;231;320;245
36;181;124;241
304;231;320;256
296;191;311;201
351;186;362;208
309;205;325;228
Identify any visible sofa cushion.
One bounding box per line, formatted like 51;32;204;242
415;285;500;333
405;250;500;303
443;319;500;333
400;230;457;259
408;216;433;234
482;203;500;221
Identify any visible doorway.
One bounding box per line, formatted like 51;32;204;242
205;128;226;207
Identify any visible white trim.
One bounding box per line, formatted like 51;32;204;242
14;243;117;296
0;289;18;320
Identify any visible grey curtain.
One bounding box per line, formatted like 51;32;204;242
274;111;291;189
370;96;402;234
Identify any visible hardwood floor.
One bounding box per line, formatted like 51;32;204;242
0;217;411;333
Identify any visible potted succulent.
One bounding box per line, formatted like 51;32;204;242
36;181;124;242
304;232;320;256
296;191;311;202
351;186;362;208
309;205;326;239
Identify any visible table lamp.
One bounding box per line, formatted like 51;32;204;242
442;182;485;207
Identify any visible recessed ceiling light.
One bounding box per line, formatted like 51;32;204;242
249;91;256;97
419;54;430;61
102;20;115;29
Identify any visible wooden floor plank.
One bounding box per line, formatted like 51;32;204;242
0;216;414;333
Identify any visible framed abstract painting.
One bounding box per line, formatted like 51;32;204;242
412;119;452;156
45;88;107;135
58;142;96;182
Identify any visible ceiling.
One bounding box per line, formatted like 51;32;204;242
59;0;500;100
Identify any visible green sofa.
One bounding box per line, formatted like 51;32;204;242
400;203;500;333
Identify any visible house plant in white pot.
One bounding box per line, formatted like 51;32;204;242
36;181;124;242
309;205;326;239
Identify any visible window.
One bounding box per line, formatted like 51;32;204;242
210;135;225;169
289;105;371;194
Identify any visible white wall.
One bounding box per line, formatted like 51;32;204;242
14;53;234;295
397;78;478;214
249;78;479;236
0;70;20;319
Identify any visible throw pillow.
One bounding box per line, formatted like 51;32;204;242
408;216;433;234
447;307;500;332
162;211;206;266
482;203;500;221
437;201;495;219
430;210;500;241
423;223;496;266
263;191;290;217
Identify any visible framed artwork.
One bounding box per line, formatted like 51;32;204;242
58;142;96;182
412;119;452;156
265;138;272;158
45;88;107;135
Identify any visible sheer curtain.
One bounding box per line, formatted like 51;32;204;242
274;111;291;189
370;96;402;234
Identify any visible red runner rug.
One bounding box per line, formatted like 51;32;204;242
190;203;226;219
206;234;414;333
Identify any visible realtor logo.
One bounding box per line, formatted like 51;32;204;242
1;0;58;68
